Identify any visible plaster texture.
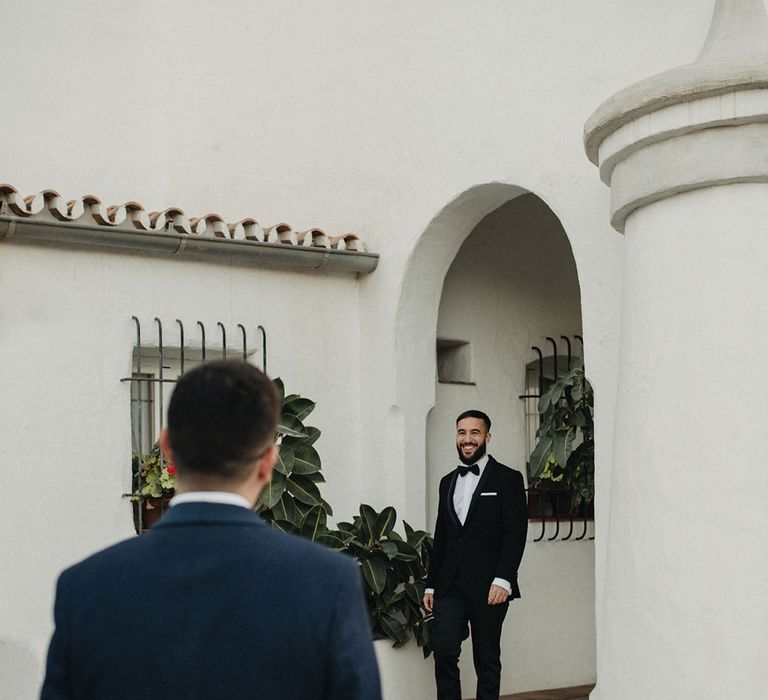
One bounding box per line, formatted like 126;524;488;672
598;184;768;698
0;0;733;697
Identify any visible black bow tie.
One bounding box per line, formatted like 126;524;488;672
457;464;480;477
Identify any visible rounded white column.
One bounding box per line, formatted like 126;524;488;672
585;2;768;697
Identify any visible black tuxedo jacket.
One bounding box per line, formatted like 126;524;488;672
426;456;527;599
41;502;381;700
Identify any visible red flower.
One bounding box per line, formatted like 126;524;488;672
166;465;176;476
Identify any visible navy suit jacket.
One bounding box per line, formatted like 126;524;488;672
41;502;381;700
426;456;527;599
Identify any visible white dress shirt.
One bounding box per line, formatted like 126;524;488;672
170;491;252;509
453;454;490;525
425;454;511;596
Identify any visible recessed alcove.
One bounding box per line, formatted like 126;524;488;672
436;337;474;384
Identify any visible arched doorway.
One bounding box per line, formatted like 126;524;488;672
394;183;595;696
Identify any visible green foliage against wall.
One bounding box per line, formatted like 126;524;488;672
528;364;594;511
256;379;433;653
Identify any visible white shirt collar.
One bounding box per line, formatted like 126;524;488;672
170;491;252;509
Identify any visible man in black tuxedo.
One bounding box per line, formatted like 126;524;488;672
41;360;381;700
423;410;527;700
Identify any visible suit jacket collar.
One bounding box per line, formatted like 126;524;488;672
152;501;265;529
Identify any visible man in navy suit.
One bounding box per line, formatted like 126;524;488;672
41;360;381;700
423;410;527;700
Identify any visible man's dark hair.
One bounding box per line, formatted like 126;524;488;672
456;409;491;431
167;360;280;480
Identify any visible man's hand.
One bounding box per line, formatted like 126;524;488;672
487;584;508;606
422;592;434;613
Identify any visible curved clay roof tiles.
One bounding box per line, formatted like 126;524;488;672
0;184;367;253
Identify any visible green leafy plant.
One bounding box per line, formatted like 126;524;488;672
337;505;433;655
528;363;594;511
256;380;434;655
131;443;177;500
255;378;336;538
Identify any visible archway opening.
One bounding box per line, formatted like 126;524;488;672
395;184;595;696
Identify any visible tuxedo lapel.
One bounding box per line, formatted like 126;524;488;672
446;470;462;530
462;458;495;526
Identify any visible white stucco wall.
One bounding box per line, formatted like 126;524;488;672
0;244;364;687
0;1;726;697
596;182;768;699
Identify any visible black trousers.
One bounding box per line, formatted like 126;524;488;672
430;585;509;700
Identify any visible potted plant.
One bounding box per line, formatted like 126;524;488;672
527;363;594;515
131;443;177;532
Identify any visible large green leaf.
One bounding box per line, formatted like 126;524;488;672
273;377;285;403
403;582;422;606
379;613;408;646
287;473;322;505
394;540;419;562
303;426;321;445
395;542;419;561
283;397;316;421
528;435;553;479
260;471;287;508
553;427;575;469
291;443;321;475
359;504;377;544
277;414;307;438
270;492;299;525
361;557;387;594
319;497;333;516
271;518;299;534
317;532;348;550
373;506;397;540
300;505;327;541
274;442;295;476
379;541;399;559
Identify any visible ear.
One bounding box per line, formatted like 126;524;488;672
256;443;278;483
485;430;492;444
158;428;174;463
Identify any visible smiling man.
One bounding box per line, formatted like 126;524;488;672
423;410;528;700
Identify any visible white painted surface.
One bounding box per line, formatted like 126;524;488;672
375;639;435;700
594;183;768;699
0;1;737;697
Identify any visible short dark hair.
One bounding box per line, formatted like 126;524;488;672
456;409;491;431
167;360;280;480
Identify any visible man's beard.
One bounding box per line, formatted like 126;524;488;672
456;441;487;465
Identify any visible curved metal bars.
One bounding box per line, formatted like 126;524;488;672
531;346;544;397
258;325;268;372
176;319;185;375
237;324;247;361
561;336;572;370
546;337;558;380
154;318;165;464
197;321;206;361
217;322;227;360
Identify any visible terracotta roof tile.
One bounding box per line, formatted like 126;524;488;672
0;184;368;253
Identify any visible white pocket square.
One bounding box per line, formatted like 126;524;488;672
480;492;497;496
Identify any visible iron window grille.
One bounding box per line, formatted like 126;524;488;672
122;317;267;532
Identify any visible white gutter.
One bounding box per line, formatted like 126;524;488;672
0;215;379;275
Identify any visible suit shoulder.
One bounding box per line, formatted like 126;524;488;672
260;525;357;576
489;458;525;482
